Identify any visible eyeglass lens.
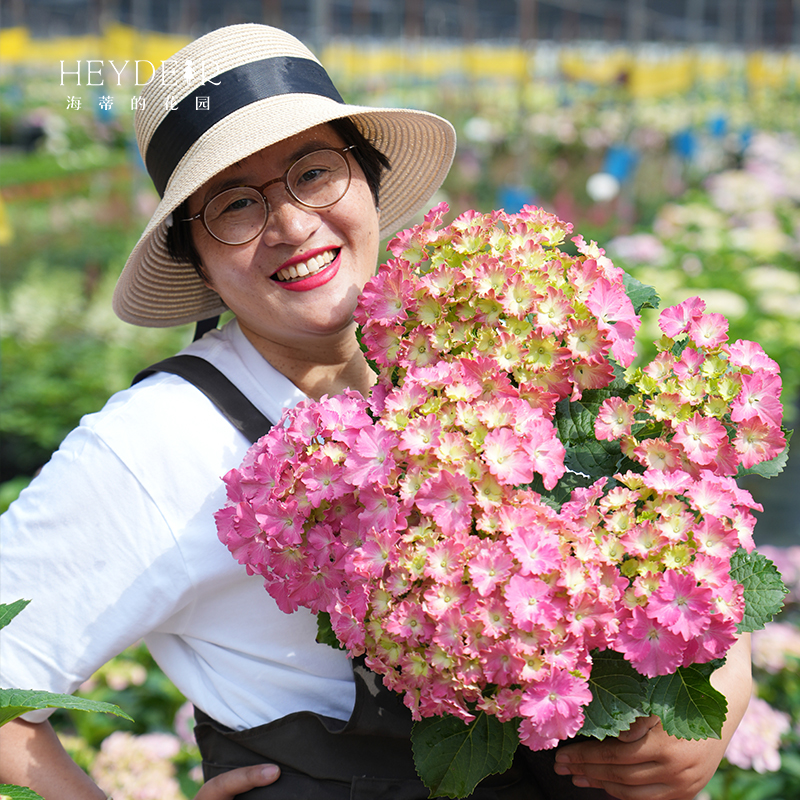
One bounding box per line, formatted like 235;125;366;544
203;149;351;245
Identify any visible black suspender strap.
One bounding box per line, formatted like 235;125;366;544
132;355;272;444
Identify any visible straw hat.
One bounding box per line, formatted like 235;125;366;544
113;23;456;327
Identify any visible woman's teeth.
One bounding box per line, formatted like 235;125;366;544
274;250;337;282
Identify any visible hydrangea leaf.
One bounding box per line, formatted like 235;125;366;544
316;611;345;650
580;650;649;739
411;712;519;798
729;548;788;633
622;273;660;314
554;392;626;483
0;784;46;800
645;664;727;740
0;600;30;632
0;689;133;728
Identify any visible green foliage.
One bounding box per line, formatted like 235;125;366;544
0;260;191;480
0;689;133;728
411;711;519;798
731;549;789;633
645;662;727;740
0;478;31;514
0;599;30;631
555;390;626;484
622;272;661;314
581;650;649;739
0;784;46;800
580;650;728;742
316;611;345;650
0;149;128;189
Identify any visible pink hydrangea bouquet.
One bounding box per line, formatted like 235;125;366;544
216;203;789;797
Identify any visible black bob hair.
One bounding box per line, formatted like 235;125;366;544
166;117;391;281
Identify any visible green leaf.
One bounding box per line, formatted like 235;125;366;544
729;548;788;633
554;393;625;483
316;611;345;650
411;712;519;798
737;428;792;479
580;650;649;739
0;688;133;727
622;272;660;314
645;663;727;740
0;600;30;632
356;325;381;377
0;784;46;800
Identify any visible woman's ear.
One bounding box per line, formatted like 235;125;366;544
200;265;215;291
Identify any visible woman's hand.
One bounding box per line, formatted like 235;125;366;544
554;634;752;800
194;764;281;799
554;715;727;800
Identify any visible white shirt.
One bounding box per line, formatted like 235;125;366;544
0;319;356;729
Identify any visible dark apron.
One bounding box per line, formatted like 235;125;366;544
194;658;612;800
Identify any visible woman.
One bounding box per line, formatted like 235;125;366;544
0;23;751;800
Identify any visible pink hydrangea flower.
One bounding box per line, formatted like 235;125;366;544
216;202;786;759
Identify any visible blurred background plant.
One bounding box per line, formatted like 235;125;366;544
1;2;799;797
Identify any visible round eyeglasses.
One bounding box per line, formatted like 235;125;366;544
182;145;356;246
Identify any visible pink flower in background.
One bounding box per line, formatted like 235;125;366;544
91;732;184;800
752;621;800;673
725;696;790;773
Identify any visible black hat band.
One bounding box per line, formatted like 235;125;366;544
145;56;345;197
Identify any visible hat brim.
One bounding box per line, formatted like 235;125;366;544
113;97;455;328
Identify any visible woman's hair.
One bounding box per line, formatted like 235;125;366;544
166;117;391;281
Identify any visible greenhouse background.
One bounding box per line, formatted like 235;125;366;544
2;0;800;46
1;1;800;798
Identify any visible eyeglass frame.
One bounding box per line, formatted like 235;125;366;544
181;144;358;246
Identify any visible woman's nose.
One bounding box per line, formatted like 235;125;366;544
259;188;321;246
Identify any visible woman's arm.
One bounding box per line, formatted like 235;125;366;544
0;718;106;799
0;718;280;800
553;634;752;800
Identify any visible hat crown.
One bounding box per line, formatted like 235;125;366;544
135;24;321;163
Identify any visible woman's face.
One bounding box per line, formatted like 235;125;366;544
187;124;381;360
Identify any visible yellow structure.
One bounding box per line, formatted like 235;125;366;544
1;25;798;96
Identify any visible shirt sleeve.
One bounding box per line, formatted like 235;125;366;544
0;423;194;722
